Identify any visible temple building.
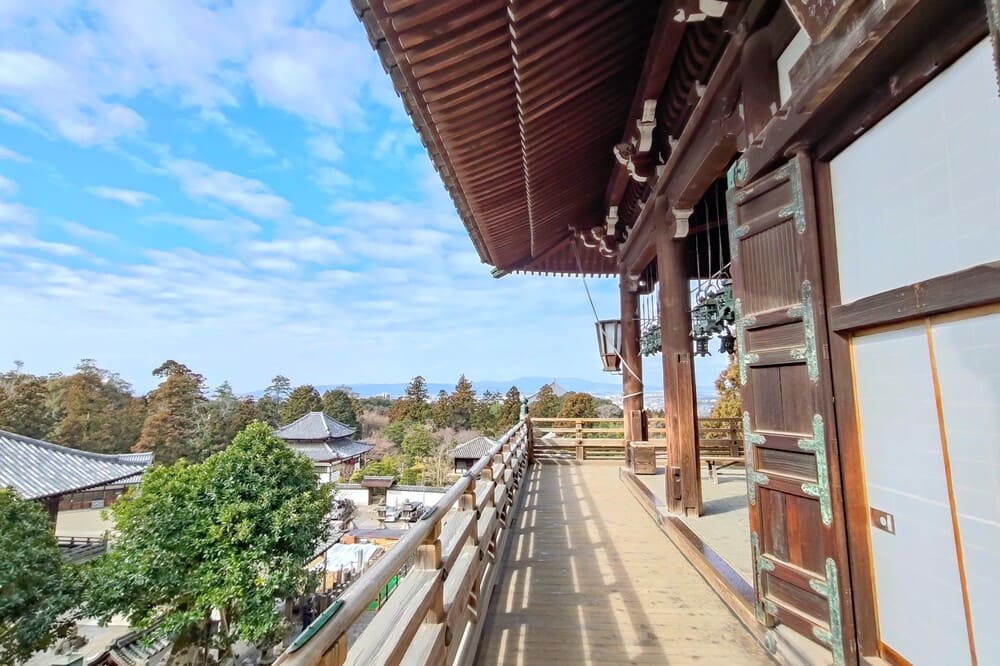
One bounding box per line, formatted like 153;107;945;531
273;412;372;483
277;2;1000;665
447;436;496;474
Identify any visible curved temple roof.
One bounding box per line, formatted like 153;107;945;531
0;429;153;500
274;411;357;441
353;0;660;276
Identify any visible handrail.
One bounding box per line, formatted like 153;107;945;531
276;419;531;666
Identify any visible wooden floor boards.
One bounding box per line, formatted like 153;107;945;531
476;462;772;665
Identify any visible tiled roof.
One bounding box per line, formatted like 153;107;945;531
448;436;497;460
274;411;356;440
290;440;372;463
0;429;153;500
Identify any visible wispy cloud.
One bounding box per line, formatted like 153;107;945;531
307;134;344;162
59;221;116;243
87;186;157;207
0;145;28;162
144;214;261;242
163;159;291;219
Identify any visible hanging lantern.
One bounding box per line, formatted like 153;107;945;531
595;319;622;372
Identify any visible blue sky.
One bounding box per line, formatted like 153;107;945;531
0;1;727;394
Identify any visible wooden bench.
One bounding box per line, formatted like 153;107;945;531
698;438;744;483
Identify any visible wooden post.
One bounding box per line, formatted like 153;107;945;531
676;352;702;516
656;228;696;514
620;270;645;447
575;419;584;461
416;522;444;625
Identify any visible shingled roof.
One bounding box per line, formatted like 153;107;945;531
0;429;153;500
274;411;356;441
290;440;372;464
448;436;497;461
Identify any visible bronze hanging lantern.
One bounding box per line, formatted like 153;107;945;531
595;319;622;372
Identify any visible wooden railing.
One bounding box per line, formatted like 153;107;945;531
530;416;742;463
275;419;531;666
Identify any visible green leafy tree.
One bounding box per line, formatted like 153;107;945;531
448;375;477;429
529;384;561;418
496;386;522;431
383;418;416;447
401;424;437;460
49;359;144;453
0;489;77;666
352;455;402;481
134;360;205;464
0;375;53;439
321;388;359;429
280;385;322;424
83;422;330;658
557;392;597;419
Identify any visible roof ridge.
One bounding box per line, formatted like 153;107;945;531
0;428;150;464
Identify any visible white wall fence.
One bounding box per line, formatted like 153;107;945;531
335;484;447;507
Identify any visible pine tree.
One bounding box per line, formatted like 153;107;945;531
529;384;561;418
389;376;431;422
49;359;144;453
449;375;477;429
496;386;522;431
195;383;256;458
0;376;53;439
430;390;451;430
134;360;205;464
281;385;322;424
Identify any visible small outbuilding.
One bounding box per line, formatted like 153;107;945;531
447;436;496;473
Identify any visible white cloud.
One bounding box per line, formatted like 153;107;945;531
314;167;353;192
0;230;82;257
87;186;157;207
0;145;28;162
144;214;261;241
163;159;291;219
59;221;116;243
307;134;344;162
0;200;33;226
248;236;342;264
201;109;274;157
0;174;16;195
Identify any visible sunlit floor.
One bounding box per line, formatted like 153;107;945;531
476;462;769;665
637;467;753;582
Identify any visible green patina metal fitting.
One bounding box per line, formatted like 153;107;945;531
776;159;807;234
750;532;768;623
798;414;833;526
786;281;819;383
811;558;846;666
735;299;758;386
726;164;741;258
743;411;768;505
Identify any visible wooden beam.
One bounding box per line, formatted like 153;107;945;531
619;271;645;446
738;0;924;184
990;0;1000;93
656;226;693;515
829;262;1000;332
604;1;689;209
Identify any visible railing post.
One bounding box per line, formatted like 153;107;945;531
417;522;444;624
575;419;584;461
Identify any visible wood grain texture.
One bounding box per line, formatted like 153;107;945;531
475;462;772;665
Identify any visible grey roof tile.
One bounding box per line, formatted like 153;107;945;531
274;411;356;440
447;436;496;460
0;429;153;500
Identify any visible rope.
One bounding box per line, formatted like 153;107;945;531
571;239;643;390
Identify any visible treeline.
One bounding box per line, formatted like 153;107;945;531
0;360;364;465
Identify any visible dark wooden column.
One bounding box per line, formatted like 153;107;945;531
620;271;645;446
656;225;701;516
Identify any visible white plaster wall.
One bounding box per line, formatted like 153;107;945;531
932;313;1000;665
853;326;970;664
335;487;369;506
387;488;447;507
831;39;1000;304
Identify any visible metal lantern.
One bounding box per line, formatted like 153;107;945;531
595;319;622;373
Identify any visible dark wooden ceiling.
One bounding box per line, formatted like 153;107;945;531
356;0;660;276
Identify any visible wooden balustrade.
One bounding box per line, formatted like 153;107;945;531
275;420;531;666
530;416;742;463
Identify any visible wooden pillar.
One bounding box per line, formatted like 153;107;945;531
656;228;699;515
620;271;645;446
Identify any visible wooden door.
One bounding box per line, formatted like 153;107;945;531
726;154;852;663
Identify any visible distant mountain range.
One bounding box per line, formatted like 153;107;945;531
252;376;719;399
